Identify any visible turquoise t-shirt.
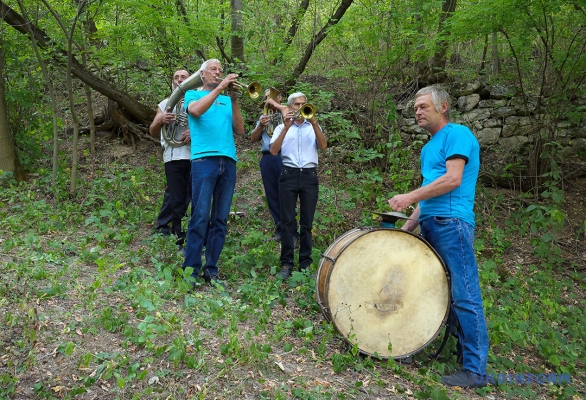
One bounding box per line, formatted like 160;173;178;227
184;90;237;161
419;123;480;227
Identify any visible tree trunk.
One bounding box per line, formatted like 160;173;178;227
0;44;26;181
285;0;354;89
272;0;310;65
491;31;500;74
230;0;244;62
16;0;60;189
0;0;155;125
421;0;457;84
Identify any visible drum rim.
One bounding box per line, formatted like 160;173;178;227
317;227;452;360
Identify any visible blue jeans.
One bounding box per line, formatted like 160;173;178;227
183;157;236;279
420;217;489;375
278;167;318;269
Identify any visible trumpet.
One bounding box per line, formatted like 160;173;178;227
292;103;316;120
228;81;262;99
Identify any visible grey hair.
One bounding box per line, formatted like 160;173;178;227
199;59;222;72
415;86;451;119
287;92;307;106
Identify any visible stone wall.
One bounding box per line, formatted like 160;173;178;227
396;83;586;159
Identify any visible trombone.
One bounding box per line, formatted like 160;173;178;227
229;81;262;99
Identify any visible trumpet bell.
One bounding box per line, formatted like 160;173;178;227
293;103;316;120
246;82;262;99
231;81;262;99
301;103;316;119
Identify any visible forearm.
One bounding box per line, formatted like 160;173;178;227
232;100;244;135
187;88;222;117
401;205;420;232
149;110;164;138
251;122;263;142
270;128;287;155
405;174;461;205
312;121;327;150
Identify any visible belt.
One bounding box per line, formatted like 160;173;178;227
283;166;316;172
261;151;280;155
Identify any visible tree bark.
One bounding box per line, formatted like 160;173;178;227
0;44;26;181
0;0;155;125
230;0;244;62
421;0;457;84
272;0;310;65
284;0;354;89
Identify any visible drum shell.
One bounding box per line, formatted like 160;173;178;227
316;228;450;359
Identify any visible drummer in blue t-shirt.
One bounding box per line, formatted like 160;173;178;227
388;86;489;389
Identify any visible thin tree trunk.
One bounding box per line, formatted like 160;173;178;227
39;0;85;195
1;0;155;124
0;44;26;181
272;0;310;65
423;0;457;84
479;35;488;71
285;0;354;88
230;0;244;62
491;31;500;74
16;0;60;191
83;53;96;155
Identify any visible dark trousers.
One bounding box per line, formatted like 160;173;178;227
156;159;191;239
278;167;319;269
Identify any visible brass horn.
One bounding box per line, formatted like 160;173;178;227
161;72;204;148
230;81;262;99
293;103;316;120
263;87;281;136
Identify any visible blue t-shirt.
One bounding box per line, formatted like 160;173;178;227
419;123;480;226
184;90;237;161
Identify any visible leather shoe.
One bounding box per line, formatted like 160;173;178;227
204;276;227;290
441;370;487;388
279;265;293;279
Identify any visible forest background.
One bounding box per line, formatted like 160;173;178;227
0;0;585;399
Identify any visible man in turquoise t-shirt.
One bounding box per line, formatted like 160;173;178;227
388;86;489;389
182;59;244;289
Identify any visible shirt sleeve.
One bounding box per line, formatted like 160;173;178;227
444;126;474;164
184;90;201;110
270;124;284;145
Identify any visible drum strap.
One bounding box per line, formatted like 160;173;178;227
427;306;455;361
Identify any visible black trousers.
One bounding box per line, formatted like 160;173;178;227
156;159;191;238
278;166;318;269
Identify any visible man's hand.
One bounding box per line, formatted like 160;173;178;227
283;108;295;128
218;73;239;92
388;193;413;212
161;111;176;124
181;129;191;143
259;115;270;126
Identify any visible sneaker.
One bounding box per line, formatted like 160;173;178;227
279;265;294;280
441;370;487;388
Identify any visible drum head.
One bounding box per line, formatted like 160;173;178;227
323;229;449;359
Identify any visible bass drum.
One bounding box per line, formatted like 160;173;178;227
316;228;450;359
